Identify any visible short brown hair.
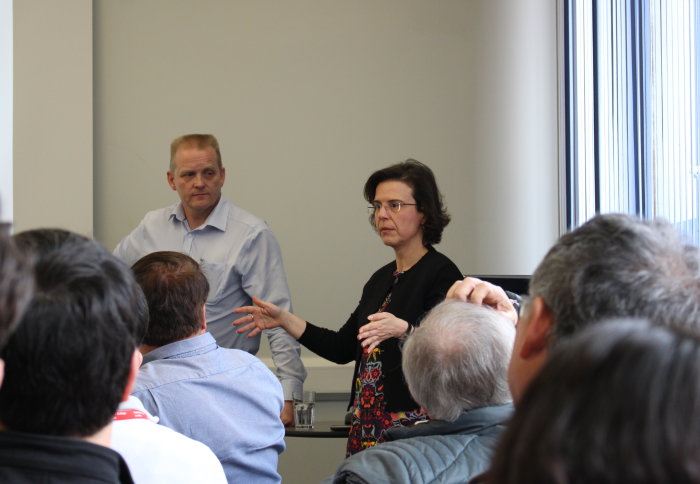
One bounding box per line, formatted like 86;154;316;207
170;134;222;171
132;251;209;346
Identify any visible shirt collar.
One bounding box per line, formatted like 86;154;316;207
168;198;229;232
142;332;218;365
384;403;513;441
117;396;159;423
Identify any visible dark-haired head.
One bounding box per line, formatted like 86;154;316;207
132;251;209;347
488;319;700;484
12;228;149;346
13;228;89;258
364;159;450;246
0;236;32;349
0;233;146;437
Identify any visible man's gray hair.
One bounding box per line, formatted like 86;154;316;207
402;300;514;421
530;213;700;342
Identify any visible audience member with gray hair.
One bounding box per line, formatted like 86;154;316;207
448;213;700;403
529;213;700;340
328;300;514;484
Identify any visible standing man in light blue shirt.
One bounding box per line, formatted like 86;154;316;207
114;134;305;425
131;251;286;484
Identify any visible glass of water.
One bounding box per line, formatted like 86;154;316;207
294;390;316;429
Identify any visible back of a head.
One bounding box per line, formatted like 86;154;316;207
529;213;700;341
132;251;209;347
13;228;88;258
487;319;700;484
0;235;33;349
402;300;514;421
0;232;146;437
12;228;148;346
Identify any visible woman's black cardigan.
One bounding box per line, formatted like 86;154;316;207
298;246;462;412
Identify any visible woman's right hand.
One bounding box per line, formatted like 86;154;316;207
233;296;308;339
233;296;285;337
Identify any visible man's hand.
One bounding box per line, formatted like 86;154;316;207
446;277;518;325
357;312;409;352
281;400;294;426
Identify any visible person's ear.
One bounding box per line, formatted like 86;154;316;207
519;297;553;359
120;350;142;403
200;304;207;331
0;359;4;389
167;171;176;191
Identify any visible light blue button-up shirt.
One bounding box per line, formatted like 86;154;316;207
132;333;285;484
114;198;306;400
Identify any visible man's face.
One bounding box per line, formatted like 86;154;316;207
507;297;551;405
167;146;225;223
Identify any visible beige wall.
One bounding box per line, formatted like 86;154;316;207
13;0;558;350
13;0;93;235
470;0;560;270
92;0;558;339
93;0;479;333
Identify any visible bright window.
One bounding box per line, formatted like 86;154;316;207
0;0;12;225
565;0;700;244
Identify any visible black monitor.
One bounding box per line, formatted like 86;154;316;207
471;275;530;296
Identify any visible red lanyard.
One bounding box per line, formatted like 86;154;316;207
113;409;149;421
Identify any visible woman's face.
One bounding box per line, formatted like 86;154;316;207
371;180;425;251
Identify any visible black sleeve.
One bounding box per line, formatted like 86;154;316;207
298;313;360;365
411;257;463;330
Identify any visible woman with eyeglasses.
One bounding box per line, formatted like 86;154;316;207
234;159;462;455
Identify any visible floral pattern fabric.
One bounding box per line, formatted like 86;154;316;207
345;271;428;456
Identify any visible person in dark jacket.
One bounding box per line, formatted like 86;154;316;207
235;160;462;455
0;232;32;348
488;319;700;484
0;229;148;483
447;214;700;483
327;300;514;484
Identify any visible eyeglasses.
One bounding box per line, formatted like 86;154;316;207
517;295;531;319
367;201;418;215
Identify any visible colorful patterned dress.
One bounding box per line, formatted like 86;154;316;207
345;271;429;456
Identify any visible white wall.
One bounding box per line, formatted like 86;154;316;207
93;1;478;336
12;0;559;347
13;0;93;235
92;1;558;344
468;0;560;273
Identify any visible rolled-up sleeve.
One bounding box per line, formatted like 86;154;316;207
240;227;307;400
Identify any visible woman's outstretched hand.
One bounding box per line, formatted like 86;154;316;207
233;296;285;338
234;297;308;339
358;312;409;352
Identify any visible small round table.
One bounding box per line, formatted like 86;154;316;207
285;421;349;438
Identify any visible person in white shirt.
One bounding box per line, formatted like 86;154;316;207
112;395;226;484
